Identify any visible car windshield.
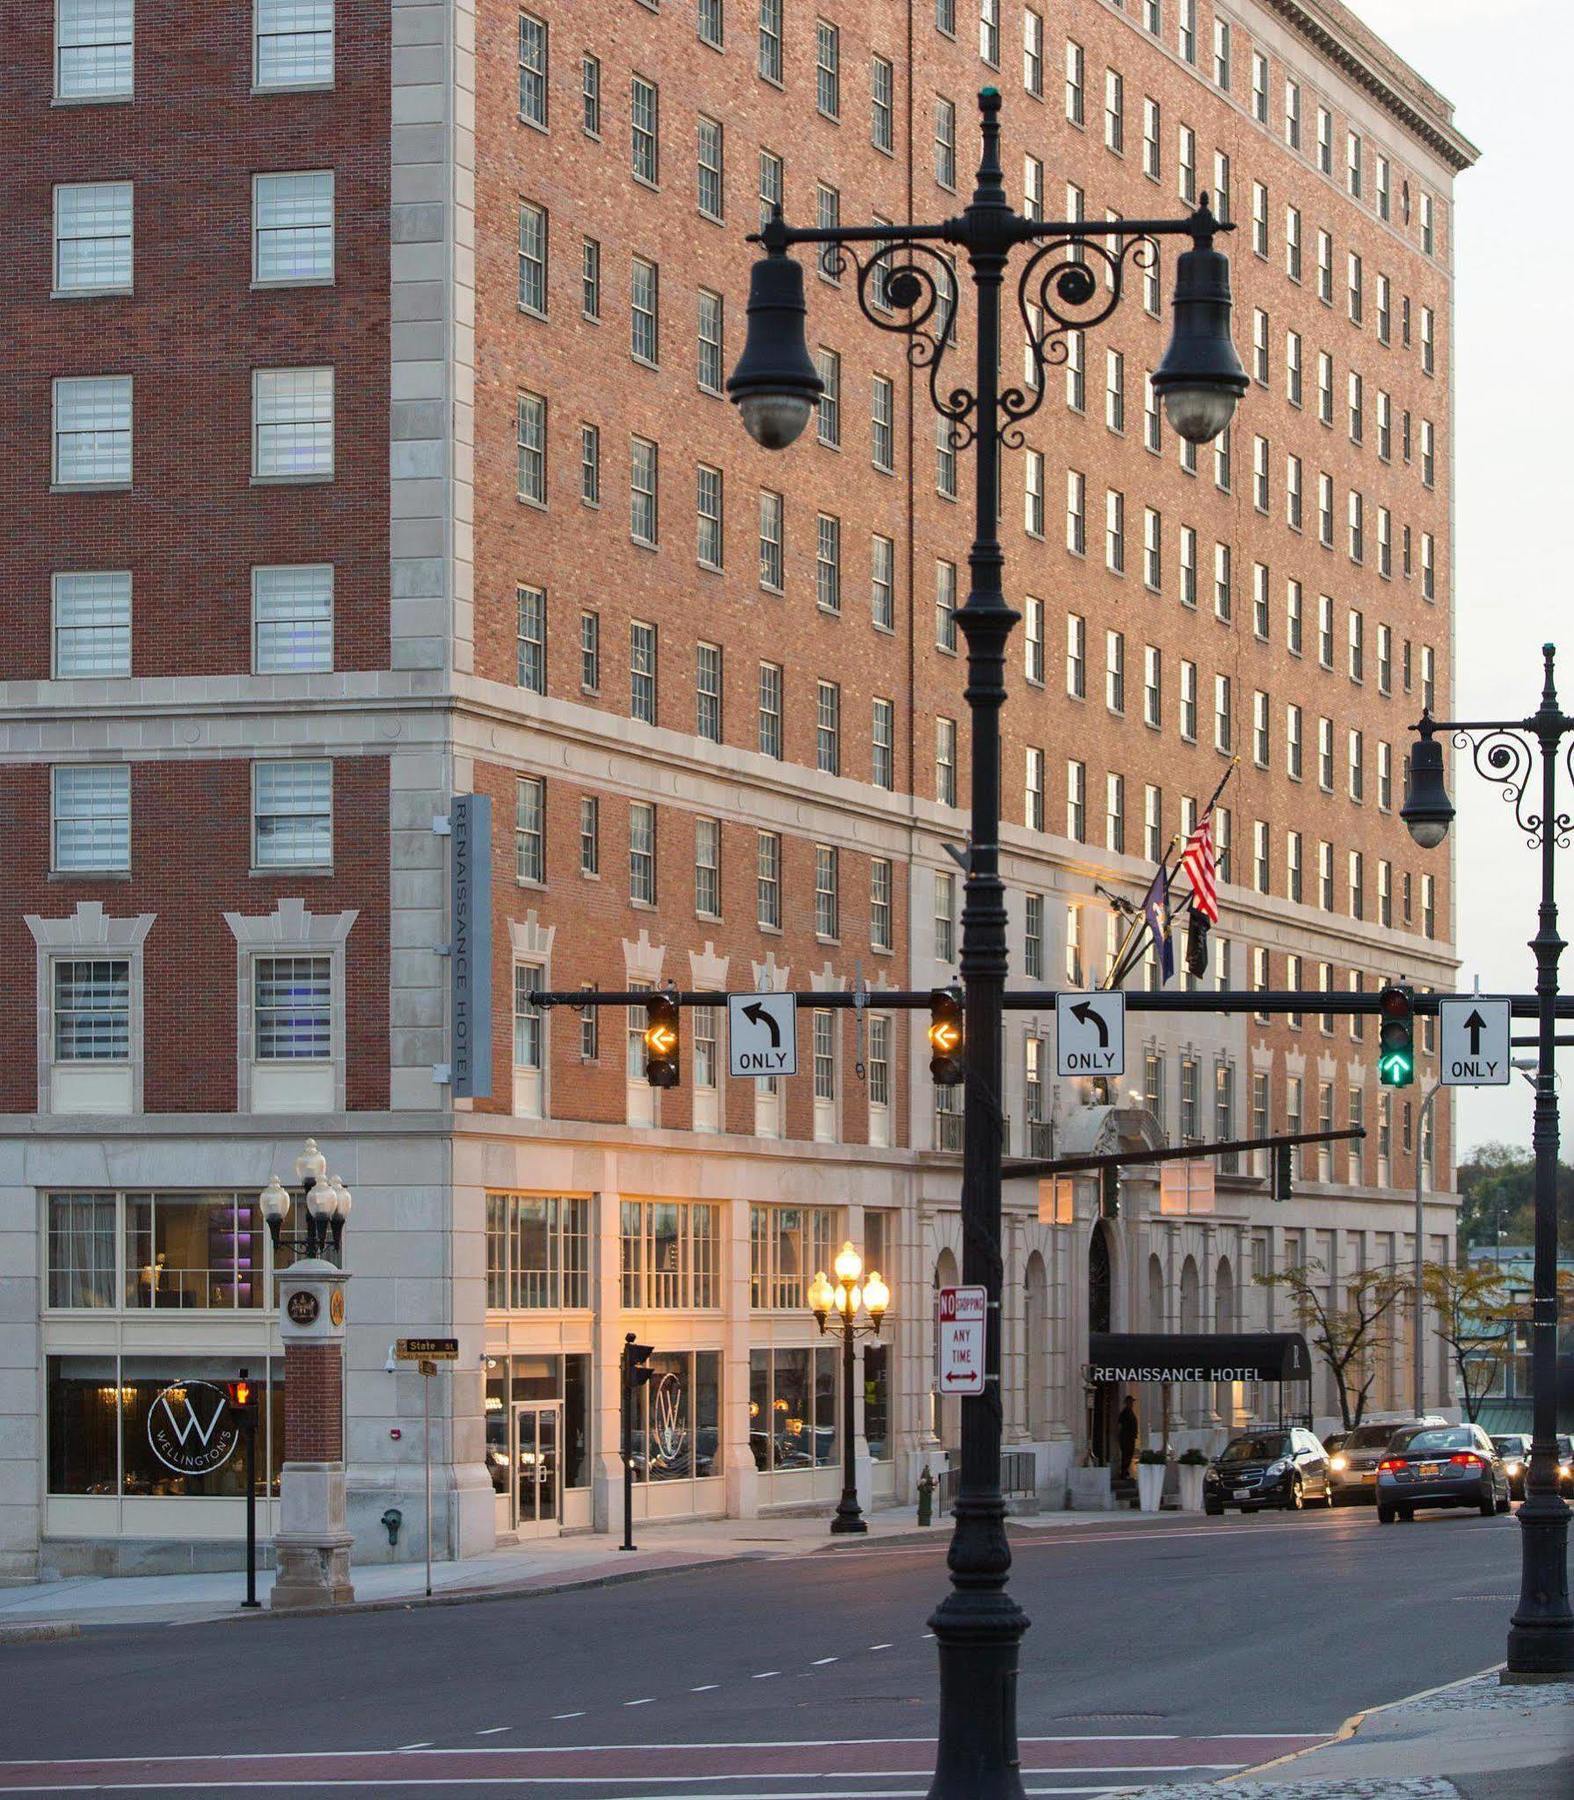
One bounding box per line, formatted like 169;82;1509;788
1344;1424;1400;1450
1219;1434;1289;1464
1399;1428;1476;1454
1559;1437;1573;1460
1493;1438;1526;1457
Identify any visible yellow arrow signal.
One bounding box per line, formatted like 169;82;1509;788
929;1020;961;1053
645;1025;678;1056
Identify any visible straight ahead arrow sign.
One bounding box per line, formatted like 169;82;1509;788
1463;1009;1486;1056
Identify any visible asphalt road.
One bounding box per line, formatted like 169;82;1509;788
0;1507;1527;1797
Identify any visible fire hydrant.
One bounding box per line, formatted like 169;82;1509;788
916;1468;936;1527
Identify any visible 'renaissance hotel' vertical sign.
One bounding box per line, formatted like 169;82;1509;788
450;793;493;1098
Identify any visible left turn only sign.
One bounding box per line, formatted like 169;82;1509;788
727;992;798;1078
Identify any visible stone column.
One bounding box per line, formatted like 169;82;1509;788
722;1195;759;1520
271;1259;354;1609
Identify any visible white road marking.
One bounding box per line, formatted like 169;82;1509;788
551;1712;586;1721
751;1670;781;1679
623;1697;656;1707
811;1656;839;1665
395;1742;433;1751
868;1643;892;1651
689;1685;719;1693
475;1727;511;1736
0;1784;1142;1796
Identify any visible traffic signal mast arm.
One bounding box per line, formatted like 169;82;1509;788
1003;1125;1362;1183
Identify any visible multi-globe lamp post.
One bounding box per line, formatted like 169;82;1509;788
729;88;1247;1794
1402;645;1574;1678
257;1137;353;1265
808;1242;890;1536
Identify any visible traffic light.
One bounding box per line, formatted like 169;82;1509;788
1185;910;1210;979
1273;1143;1293;1201
1377;984;1415;1088
643;992;680;1088
928;987;965;1086
624;1338;655;1390
1100;1164;1120;1219
226;1372;258;1421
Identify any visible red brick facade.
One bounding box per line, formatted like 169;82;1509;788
283;1341;345;1464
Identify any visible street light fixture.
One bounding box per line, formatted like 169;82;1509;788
809;1240;889;1536
257;1137;351;1264
733;90;1244;1793
1402;643;1574;1679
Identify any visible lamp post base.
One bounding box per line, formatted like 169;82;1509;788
830;1504;868;1535
1506;1492;1574;1677
927;1586;1030;1800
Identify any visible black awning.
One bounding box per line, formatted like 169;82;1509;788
1086;1332;1313;1385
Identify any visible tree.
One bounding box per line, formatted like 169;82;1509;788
1456;1142;1574;1255
1421;1260;1515;1423
1255;1260;1408;1430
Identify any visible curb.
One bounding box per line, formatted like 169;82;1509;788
1223;1662;1506;1782
0;1622;81;1645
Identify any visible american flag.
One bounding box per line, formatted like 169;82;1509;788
1181;813;1220;923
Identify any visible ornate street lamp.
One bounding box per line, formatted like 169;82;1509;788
732;89;1243;1795
1402;644;1574;1678
257;1137;352;1265
809;1241;890;1536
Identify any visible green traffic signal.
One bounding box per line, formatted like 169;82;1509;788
1377;984;1415;1088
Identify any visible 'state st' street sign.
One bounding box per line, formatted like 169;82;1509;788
1055;990;1126;1079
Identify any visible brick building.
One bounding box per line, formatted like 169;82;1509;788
0;0;1475;1579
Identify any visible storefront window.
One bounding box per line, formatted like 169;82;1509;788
863;1342;890;1460
748;1346;840;1470
47;1194;118;1308
485;1194;591;1310
485;1352;592;1491
633;1350;719;1482
126;1195;266;1310
620;1200;721;1308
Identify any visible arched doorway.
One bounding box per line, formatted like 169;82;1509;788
1088;1221;1116;1464
1216;1255;1236;1429
1179;1256;1201;1425
1024;1251;1049;1439
1147;1252;1166;1331
934;1248;960;1451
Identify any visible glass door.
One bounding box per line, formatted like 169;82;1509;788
513;1402;561;1536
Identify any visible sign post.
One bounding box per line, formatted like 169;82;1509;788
1054;991;1126;1078
227;1370;261;1610
1438;996;1511;1086
395;1339;458;1598
936;1285;987;1396
726;992;798;1078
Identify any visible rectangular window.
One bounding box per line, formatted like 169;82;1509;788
816;185;840;279
817;680;841;775
1178;124;1195;202
1106;630;1126;713
629;802;656;904
515;776;546;883
697;116;724;221
1287;705;1303;781
817;346;841;444
54;182;133;292
579;610;600;692
1214;674;1232;752
621;1202;719;1310
1066;613;1086;698
698;289;724;394
935;717;957;806
1025;746;1045;830
630;620;657;723
697;464;724;569
695;817;721;917
1106;772;1125;853
1179;660;1197;741
1105;69;1124;152
871;54;894;150
1212;14;1230;85
933;559;958;652
1066;759;1086;841
516;584;547;694
871;374;895;471
758;490;784;590
252;171;334;288
816;18;840;116
1023;10;1043;95
1024;893;1044;980
581;237;601;318
253;759;332;868
814;846;839;940
1065;40;1084;125
53;375;131;487
253;367;332;480
1066;469;1086;552
256;0;333;91
489;1194;592;1311
630;436;658;545
579;796;599;875
255;956;330;1060
872;697;894;790
631;76;659;184
1214;541;1232;619
698;0;723;47
871;535;895;630
758;0;783;81
870;857;893;949
695;641;723;742
630;257;659;364
757;831;781;927
934;96;957;189
758;662;783;757
46;1194;119;1307
54;571;131;679
935;871;956;962
53;960;129;1062
1285;205;1302;281
1180;525;1197;606
1179;0;1196;62
816;514;841;612
1143;645;1161;727
1286;329;1302;405
581;53;600;134
935;415;957;497
57;0;134;98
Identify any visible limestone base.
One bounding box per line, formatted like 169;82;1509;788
270;1538;356;1610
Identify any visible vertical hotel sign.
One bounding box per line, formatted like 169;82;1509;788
451;793;493;1097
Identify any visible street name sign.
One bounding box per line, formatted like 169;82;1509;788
936;1285;987;1395
1055;990;1126;1078
1438;996;1511;1086
727;992;798;1078
396;1337;459;1361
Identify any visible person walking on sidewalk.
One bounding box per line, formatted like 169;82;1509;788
1117;1394;1139;1479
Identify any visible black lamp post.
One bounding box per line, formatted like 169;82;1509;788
809;1243;890;1535
730;89;1245;1793
1402;642;1574;1678
257;1137;352;1266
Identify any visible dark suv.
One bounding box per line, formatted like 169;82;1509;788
1204;1428;1332;1514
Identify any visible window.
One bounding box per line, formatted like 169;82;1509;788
695;817;721;917
1316;229;1332;304
1376;154;1391;220
630;437;658;545
631;76;659;184
623;1201;719;1310
54;182;133;292
54;571;131;679
256;957;331;1061
579;610;600;692
1316;106;1331;174
1421;191;1436;256
1349;370;1365;444
253;760;331;868
53;961;129;1063
1025;746;1045;830
629;802;656;903
1105;70;1124;152
697;117;724;221
1212;14;1230;85
630;620;657;723
1214;541;1232;619
1349;849;1365;919
870;858;893;950
1213;424;1232;492
53;375;131;487
1348;490;1365;563
1421;418;1436;487
871;374;895;472
871;54;894;150
698;0;723;48
1318;472;1334;547
516;12;548;122
1105;348;1125;433
1106;773;1125;852
1179;0;1196;62
695;641;723;741
1379;740;1393;810
1066;614;1086;698
1286;704;1303;781
56;0;134;98
697;289;724;395
816;185;840;280
758;490;784;590
580;238;601;320
1179;660;1197;740
1349;727;1365;801
1317;350;1333;425
1422;533;1436;601
817;347;841;445
46;1194;119;1307
1066;759;1086;841
581;53;601;134
579;796;599;875
1106;630;1126;713
489;1195;592;1311
814;846;839;939
1023;10;1043;96
1318;839;1334;910
1023;154;1044;221
1179;525;1196;605
935;559;957;651
696;464;724;569
1142;97;1160;180
256;0;333;90
515;776;545;882
935;415;957;498
758;149;783;227
1143;645;1161;727
516;584;547;694
758;662;783;757
1063;328;1085;410
1348;609;1365;683
979;0;1000;63
630;257;659;364
1143;370;1161;450
1105;490;1125;573
1253;690;1270;767
1318;716;1334;790
1285;204;1302;281
750;1205;839;1311
872;535;895;630
1214;674;1232;752
1023;893;1045;980
934;97;957;189
871;696;895;791
758;0;783;81
1024;450;1045;536
1143;508;1161;590
815;19;840;116
757;832;781;927
1065;40;1084;125
253;367;332;480
818;681;841;775
1285;454;1302;530
250;171;334;290
816;514;841;612
1066;469;1086;553
1178;124;1195;202
936;716;957;806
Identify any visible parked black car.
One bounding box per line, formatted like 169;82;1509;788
1375;1423;1512;1523
1204;1427;1333;1514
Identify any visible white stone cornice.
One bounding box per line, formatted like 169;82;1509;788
750;954;790;993
508;910;556;961
689;942;729;990
25;900;155;951
622;928;665;984
223;896;359;948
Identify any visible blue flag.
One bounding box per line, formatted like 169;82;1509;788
1141;864;1175;983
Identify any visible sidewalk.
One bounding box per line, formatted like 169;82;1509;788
0;1501;1177;1633
1116;1667;1574;1800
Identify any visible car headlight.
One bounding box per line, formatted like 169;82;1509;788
1265;1458;1290;1478
1330;1454;1348;1471
1506;1461;1523;1476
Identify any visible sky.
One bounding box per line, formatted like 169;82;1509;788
1341;0;1574;1157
